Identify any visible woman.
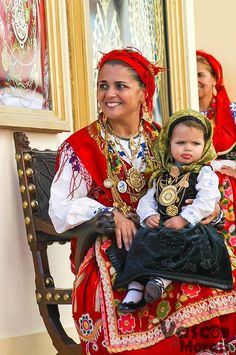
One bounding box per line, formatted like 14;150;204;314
197;50;236;246
49;48;236;354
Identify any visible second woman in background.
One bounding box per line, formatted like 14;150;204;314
197;50;236;246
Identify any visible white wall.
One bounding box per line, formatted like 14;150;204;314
0;129;77;344
194;0;236;102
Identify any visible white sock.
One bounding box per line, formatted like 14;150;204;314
122;281;144;304
154;277;172;293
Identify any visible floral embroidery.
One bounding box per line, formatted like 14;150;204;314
69;150;81;171
181;284;201;298
79;314;94;336
222;178;234;200
226;336;236;353
118;313;136;333
156;300;171;320
229;234;236;247
75;313;102;342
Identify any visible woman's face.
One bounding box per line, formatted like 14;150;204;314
197;61;216;101
170;123;205;165
97;63;145;123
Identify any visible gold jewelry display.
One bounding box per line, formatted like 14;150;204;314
107;121;143;158
141;102;152;122
166;205;179;217
102;119;154;214
126;167;145;192
159;185;177;206
157;172;191;217
103;178;113;188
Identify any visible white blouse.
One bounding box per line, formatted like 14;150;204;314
137;166;220;227
49;134;147;233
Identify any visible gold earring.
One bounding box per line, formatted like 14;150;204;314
212;85;217;96
97;103;102;116
142;102;152;122
98;111;107;123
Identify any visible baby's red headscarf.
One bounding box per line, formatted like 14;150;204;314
196;50;236;154
97;48;164;115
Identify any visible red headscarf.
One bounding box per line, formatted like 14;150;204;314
196;50;236;154
97;47;164;115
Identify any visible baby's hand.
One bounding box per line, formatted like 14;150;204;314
163;216;188;230
145;214;160;228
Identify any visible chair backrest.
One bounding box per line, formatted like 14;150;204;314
14;132;82;355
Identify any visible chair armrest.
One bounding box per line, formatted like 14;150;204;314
34;211;115;273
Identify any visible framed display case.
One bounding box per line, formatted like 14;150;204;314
66;0;198;131
0;0;72;132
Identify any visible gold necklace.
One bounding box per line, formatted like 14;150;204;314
106;121;146;193
103;125;148;214
103;130;132;214
107;121;143;158
157;172;191;217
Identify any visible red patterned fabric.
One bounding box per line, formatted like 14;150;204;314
70;122;236;354
97;48;164;114
68;120;160;276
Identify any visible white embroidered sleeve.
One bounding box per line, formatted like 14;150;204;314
136;184;159;227
49;144;107;233
211;159;236;171
180;166;220;226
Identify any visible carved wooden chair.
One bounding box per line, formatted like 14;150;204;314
14;132;115;354
14;131;116;355
14;131;83;354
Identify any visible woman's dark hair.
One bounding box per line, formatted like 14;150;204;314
168;116;209;142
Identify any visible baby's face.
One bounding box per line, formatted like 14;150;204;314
170;123;205;165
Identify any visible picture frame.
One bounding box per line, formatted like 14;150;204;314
0;0;72;132
66;0;198;131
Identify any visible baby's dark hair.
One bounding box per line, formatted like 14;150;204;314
168;116;209;142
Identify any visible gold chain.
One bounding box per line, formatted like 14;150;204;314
107;120;143;159
103;124;149;214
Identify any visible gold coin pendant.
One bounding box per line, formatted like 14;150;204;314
166;205;178;216
158;185;177;206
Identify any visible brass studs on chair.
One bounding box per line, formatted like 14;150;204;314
26;168;33;177
54;294;60;301
36;293;42;302
15;153;21;161
23;153;32;161
46;292;52;301
25;217;31;225
27;234;33;243
31;200;38;208
20;185;26;193
45;277;54;286
22;201;28;209
18;169;23;177
28;184;36;192
63;293;70;301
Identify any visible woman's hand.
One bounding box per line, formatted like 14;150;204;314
201;202;221;225
145;214;160;228
219;166;236;179
113;209;137;251
185;199;221;225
